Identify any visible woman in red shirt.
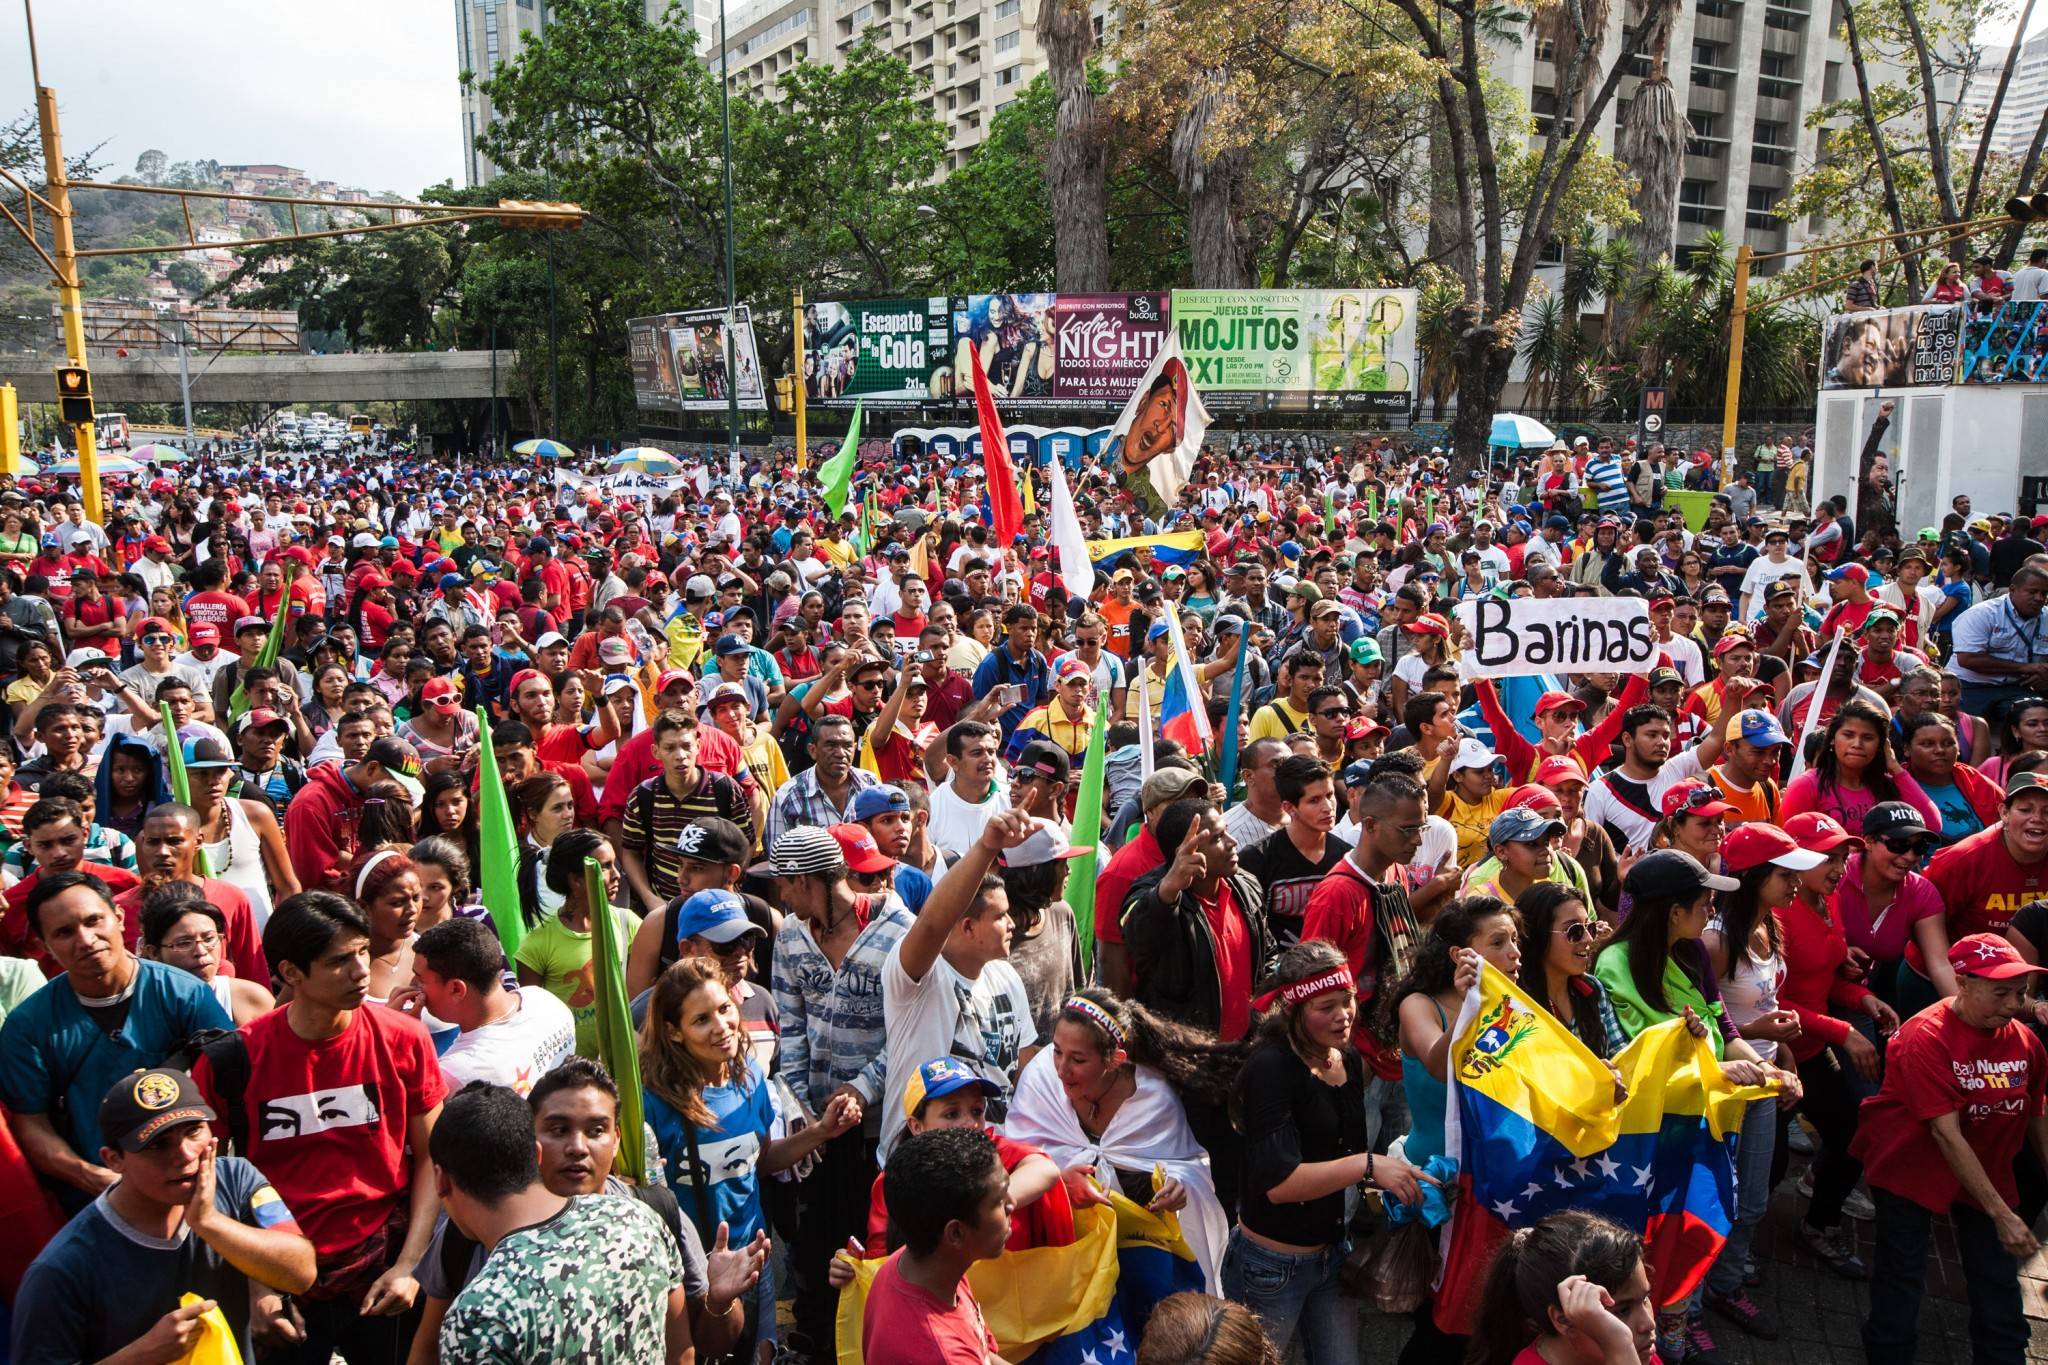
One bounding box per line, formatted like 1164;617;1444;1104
1771;811;1900;1279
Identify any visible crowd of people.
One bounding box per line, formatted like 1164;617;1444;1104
0;424;2045;1365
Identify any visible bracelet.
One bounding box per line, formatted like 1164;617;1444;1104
1363;1151;1374;1189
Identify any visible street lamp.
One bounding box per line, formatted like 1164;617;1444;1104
916;204;970;291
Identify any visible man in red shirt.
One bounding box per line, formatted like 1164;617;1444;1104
861;1127;1010;1365
113;804;266;985
283;736;424;894
1092;766;1206;993
181;561;249;638
504;668;619;768
1853;932;2048;1364
0;797;142;974
1922;771;2048;969
192;892;444;1362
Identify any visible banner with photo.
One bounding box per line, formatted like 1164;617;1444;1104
949;293;1061;402
1171;288;1417;412
1819;305;1961;389
1960;299;2048;384
626;306;768;413
803;297;951;407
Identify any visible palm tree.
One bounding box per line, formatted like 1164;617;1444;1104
1520;291;1574;417
1417;270;1466;419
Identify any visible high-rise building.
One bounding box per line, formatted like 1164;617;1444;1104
456;0;1040;184
1953;34;2048;161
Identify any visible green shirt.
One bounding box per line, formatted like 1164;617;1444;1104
513;907;642;1057
1752;443;1776;470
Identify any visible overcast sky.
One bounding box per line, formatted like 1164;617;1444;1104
3;0;463;196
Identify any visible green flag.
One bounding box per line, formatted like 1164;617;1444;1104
159;702;211;877
1322;488;1336;536
1067;700;1110;974
226;584;291;725
587;857;647;1184
820;401;863;520
476;705;524;956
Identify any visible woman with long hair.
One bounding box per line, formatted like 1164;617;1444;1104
1985;695;2048;789
1648;780;1734;869
1222;940;1433;1362
1467;1209;1658;1365
1005;988;1242;1290
1897;709;2000;850
146;585;188;650
517;829;640;1057
409;834;484;931
303;663;350;740
513;770;577;925
1180;562;1221;625
1832;800;1954;1016
348;845;424;1005
420;768;482;874
3;639;52;706
1768;812;1899;1280
1515;883;1625;1059
1695;826;1811;1334
1676;551;1709;600
1592;850;1798;1357
640;957;860;1363
1782;699;1940;832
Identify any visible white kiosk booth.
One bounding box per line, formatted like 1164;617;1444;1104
1812;301;2048;529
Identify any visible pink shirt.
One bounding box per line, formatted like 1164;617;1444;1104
1830;852;1945;964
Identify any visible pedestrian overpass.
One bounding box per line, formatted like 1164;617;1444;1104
0;350;519;406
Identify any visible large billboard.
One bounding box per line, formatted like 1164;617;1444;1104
1046;292;1172;403
803;297;950;408
1820;304;1961;389
627;306;768;413
1172;288;1417;412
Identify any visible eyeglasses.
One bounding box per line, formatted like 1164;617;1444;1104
161;931;221;953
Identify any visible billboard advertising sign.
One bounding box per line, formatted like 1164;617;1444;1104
1171;288;1418;412
803;297;950;407
1820;305;1961;389
627;306;768;413
1046;293;1172;403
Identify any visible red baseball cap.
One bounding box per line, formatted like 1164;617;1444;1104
422;676;462;713
1784;810;1863;854
1404;612;1451;638
1949;932;2048;980
142;535;171;554
189;623;221;647
356;572;392;590
1502;784;1563;814
828;823;896;875
1535;755;1589;788
1533;690;1585;718
1660;779;1737;819
136;616;173;638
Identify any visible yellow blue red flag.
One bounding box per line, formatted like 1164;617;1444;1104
834;1190;1200;1364
1085;530;1205;574
1434;962;1774;1330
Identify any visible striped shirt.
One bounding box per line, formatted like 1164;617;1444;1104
620;771;753;904
1583;455;1632;513
773;896;915;1111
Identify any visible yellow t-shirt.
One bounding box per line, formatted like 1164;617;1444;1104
1439;788;1510;870
820;537;859;569
1248;698;1311;741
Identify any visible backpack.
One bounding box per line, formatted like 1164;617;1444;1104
159;1028;254;1153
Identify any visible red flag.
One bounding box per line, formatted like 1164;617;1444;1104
969;349;1025;546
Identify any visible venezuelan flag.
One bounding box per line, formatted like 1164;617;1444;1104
1086;530;1205;574
1433;963;1774;1331
835;1192;1199;1364
1157;602;1212;755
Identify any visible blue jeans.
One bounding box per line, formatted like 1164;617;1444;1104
1706;1096;1776;1296
1221;1231;1358;1365
1959;681;2038;726
1863;1190;2027;1365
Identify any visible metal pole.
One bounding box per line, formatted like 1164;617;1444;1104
174;318;194;440
719;0;741;459
1720;243;1753;460
546;237;561;436
35;84;103;524
792;288;808;471
489;321;499;456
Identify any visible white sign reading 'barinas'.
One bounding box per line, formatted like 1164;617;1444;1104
1455;596;1655;679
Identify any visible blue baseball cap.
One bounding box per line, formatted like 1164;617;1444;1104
713;633;751;658
850;784;911;821
1727;708;1790;748
1147;621;1171;642
378;535;399;549
673;889;761;945
1340;759;1377;789
1489;805;1567;846
438;572;465;590
903;1057;1001;1117
1279;540;1303;560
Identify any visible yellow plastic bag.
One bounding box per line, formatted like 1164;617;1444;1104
172;1292;243;1365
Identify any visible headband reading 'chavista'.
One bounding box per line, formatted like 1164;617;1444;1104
1252;966;1355;1013
1062;995;1125;1049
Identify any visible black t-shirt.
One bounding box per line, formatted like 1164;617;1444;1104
1239;830;1352;949
1238;1043;1367;1246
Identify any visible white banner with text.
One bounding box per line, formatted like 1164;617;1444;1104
1455;596;1656;679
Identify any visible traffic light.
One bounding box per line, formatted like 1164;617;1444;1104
2007;192;2048;222
55;365;92;425
492;200;585;230
773;375;796;411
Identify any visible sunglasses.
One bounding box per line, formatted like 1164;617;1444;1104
1317;707;1351;719
1672;786;1724;813
1556;919;1611;944
1879;835;1930;856
140;633;173;646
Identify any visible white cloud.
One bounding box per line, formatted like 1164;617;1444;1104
5;0;462;196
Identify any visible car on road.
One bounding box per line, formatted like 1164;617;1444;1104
321;436;342;454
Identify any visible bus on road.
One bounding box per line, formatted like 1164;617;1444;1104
94;413;129;449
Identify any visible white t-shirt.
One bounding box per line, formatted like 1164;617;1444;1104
926;779;1011;860
1738;556;1812;616
879;948;1037;1158
438;987;578;1095
1660;633;1705;687
175;649;238;690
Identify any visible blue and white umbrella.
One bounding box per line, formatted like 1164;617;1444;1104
46;454;145;477
1489;413;1557;449
608;447;684;475
514;437;574;458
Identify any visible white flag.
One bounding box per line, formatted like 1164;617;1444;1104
1046;452;1094;601
1103;331;1210;519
